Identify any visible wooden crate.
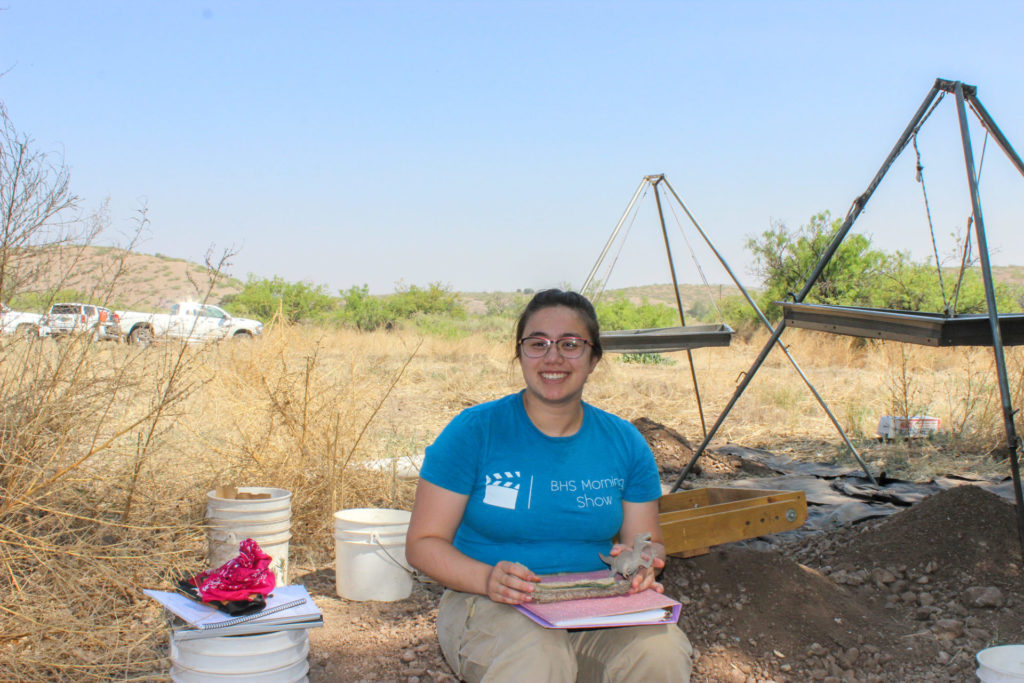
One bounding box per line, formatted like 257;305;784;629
658;487;807;558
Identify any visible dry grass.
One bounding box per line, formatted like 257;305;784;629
1;320;1022;679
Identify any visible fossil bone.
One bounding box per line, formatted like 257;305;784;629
599;532;654;578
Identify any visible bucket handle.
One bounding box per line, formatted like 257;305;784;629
368;530;426;582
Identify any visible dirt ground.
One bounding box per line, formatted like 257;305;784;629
293;431;1024;683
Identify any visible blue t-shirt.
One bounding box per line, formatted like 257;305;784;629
419;391;661;574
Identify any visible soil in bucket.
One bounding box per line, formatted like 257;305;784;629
977;645;1024;683
333;508;412;601
207;487;292;584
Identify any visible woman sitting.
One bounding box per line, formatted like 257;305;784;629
406;289;692;682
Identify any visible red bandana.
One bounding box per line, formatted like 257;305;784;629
188;538;277;602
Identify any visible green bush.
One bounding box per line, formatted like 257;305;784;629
718;293;763;336
222;275;337;323
337;284;390;331
389;281;465;319
483;291;530;317
747;211;886;318
867;253;1021;314
337;282;466;331
746;211;1023;318
595;296;677;331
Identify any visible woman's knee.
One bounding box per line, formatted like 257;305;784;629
575;625;693;683
610;626;693;681
437;592;577;682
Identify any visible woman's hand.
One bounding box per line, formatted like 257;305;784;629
628;556;665;593
617;502;668;594
486;561;538;604
606;541;666;594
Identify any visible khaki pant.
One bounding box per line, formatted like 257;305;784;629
436;590;693;683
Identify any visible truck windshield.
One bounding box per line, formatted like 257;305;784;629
202;306;226;319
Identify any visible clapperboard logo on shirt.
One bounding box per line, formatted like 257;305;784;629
483;471;520;509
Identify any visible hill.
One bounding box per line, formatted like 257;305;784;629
10;245;244;311
992;265;1024;289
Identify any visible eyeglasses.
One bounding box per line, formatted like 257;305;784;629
519;336;592;359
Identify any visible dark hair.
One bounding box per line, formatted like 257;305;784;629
513;289;602;361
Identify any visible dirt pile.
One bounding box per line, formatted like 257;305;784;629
662;485;1023;681
632;417;775;478
822;484;1021;583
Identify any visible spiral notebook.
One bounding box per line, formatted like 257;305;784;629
144;584;323;640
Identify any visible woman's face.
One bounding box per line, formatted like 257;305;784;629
518;305;599;409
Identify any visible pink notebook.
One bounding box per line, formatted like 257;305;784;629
514;570;682;630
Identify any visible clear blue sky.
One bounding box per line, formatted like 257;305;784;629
3;1;1022;295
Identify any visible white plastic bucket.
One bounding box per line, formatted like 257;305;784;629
207;487;292;585
978;645;1024;682
333;508;412;601
170;629;309;682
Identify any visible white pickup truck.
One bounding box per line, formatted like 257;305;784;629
0;303;48;338
117;301;263;346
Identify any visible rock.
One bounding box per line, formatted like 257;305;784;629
965;586;1004;608
931;618;964;640
871;568;897;587
400;649;417;663
948;601;969;616
936;650;951;665
846;570;868;586
965;626;992;641
721;669;746;683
